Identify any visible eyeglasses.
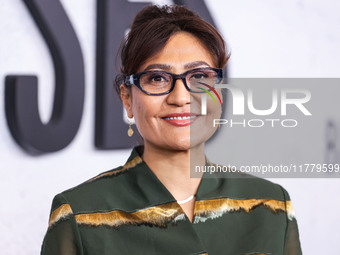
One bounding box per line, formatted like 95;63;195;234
124;67;223;95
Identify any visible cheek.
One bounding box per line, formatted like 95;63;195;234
207;95;222;115
190;89;223;115
131;98;147;127
210;89;223;114
130;89;149;118
130;94;164;129
190;93;204;113
131;99;150;139
207;104;222;124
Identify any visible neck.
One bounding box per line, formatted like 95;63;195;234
142;143;205;177
141;142;205;199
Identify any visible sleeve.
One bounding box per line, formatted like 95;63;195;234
284;217;302;255
40;194;83;255
278;185;303;255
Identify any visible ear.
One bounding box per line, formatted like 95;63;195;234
120;84;134;118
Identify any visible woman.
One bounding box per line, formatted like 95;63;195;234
41;5;302;255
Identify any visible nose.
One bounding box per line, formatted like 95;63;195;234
166;78;191;106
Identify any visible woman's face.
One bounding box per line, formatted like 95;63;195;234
121;32;222;151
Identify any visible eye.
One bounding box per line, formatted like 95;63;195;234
140;72;171;88
150;75;167;82
144;72;171;84
191;72;208;79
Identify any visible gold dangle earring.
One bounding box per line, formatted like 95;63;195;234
127;119;134;137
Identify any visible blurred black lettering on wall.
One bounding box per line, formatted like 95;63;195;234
95;0;150;149
5;0;85;154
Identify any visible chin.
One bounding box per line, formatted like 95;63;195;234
168;138;191;151
176;136;205;150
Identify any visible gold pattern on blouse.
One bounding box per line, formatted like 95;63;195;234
193;198;295;223
49;197;294;229
49;203;73;227
74;202;185;228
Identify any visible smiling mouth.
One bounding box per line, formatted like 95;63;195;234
161;113;200;126
163;115;198;120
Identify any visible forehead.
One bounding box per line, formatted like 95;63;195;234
138;32;215;72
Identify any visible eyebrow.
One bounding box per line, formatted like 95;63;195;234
143;64;172;72
184;61;211;69
143;61;211;72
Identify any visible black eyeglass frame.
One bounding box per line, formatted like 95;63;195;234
124;67;223;96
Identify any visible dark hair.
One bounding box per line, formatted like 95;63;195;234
114;4;230;95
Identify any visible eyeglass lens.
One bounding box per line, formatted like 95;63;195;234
139;69;219;94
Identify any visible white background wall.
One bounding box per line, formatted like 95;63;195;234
1;0;339;254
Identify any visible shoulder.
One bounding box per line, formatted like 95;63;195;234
235;172;290;201
204;159;291;201
51;151;143;216
228;171;291;201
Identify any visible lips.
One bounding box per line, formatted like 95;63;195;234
161;112;200;126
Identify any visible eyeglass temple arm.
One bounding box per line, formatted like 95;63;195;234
124;75;134;86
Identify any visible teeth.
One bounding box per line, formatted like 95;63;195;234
164;116;197;120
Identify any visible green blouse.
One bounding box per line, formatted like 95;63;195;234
41;146;302;255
